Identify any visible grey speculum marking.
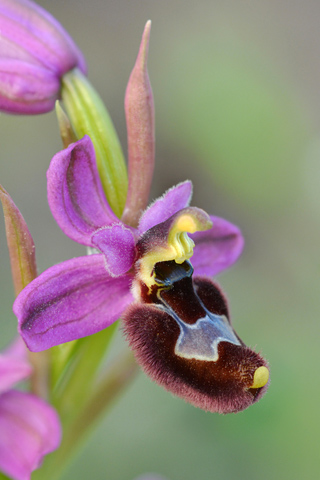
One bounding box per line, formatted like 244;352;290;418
174;311;241;361
162;302;241;361
154;260;241;362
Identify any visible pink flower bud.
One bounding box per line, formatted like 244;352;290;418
0;0;86;114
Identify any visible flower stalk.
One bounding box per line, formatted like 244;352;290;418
0;185;49;400
55;100;77;148
32;350;138;480
51;322;119;425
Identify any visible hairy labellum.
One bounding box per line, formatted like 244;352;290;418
123;260;269;414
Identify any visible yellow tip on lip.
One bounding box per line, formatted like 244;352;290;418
251;366;269;389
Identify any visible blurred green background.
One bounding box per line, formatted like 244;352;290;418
1;1;320;479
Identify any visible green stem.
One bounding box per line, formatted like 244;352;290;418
32;351;138;480
28;351;50;400
51;322;118;424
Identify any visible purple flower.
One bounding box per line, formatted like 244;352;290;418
0;0;86;114
13;135;269;414
0;338;61;480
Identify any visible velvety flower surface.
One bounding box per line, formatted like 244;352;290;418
0;0;86;113
14;135;243;355
0;339;61;480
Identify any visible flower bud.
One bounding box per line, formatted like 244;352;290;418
0;0;86;114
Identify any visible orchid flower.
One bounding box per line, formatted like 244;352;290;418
0;0;86;114
13;135;242;347
12;21;269;414
0;339;61;480
13;133;269;414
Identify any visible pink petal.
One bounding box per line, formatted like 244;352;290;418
3;337;27;360
190;215;244;277
0;0;86;76
91;224;136;276
0;339;31;394
138;181;193;233
0;0;86;114
0;390;61;480
14;255;133;351
0;59;59;114
47;136;118;246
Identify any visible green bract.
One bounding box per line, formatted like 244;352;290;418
61;69;128;218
